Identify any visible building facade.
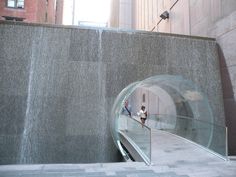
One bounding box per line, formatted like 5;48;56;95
110;0;236;155
0;0;63;24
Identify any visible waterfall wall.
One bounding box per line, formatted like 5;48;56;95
0;21;225;164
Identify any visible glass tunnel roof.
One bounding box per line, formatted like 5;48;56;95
110;75;227;163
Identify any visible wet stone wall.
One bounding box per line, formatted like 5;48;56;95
0;21;225;164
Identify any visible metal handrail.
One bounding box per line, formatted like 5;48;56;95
148;113;228;160
150;114;227;128
129;116;152;131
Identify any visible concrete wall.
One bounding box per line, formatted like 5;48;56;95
132;0;160;31
119;0;132;29
0;21;224;164
110;0;159;30
0;22;120;164
109;0;120;27
110;0;190;33
55;0;64;24
207;3;236;156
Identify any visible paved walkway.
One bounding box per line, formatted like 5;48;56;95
0;129;236;177
150;129;236;177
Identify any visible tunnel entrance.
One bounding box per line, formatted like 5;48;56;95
111;75;228;163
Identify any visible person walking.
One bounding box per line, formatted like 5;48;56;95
138;105;147;127
121;100;132;117
120;100;132;131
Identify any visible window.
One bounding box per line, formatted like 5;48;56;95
6;0;24;9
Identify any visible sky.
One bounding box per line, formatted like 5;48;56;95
63;0;111;26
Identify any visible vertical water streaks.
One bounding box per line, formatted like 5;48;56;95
97;29;107;160
19;28;43;163
19;42;36;163
98;29;103;99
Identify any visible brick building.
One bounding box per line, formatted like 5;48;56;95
0;0;63;24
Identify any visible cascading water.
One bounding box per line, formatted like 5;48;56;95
19;42;37;163
18;29;45;163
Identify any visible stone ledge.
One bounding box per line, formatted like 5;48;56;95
0;20;216;41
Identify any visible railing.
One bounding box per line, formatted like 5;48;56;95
118;115;151;165
147;114;228;160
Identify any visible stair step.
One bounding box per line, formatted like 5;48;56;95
155;172;181;177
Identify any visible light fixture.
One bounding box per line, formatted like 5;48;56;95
160;11;169;20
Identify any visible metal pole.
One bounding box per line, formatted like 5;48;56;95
72;0;75;25
150;128;152;165
226;127;229;160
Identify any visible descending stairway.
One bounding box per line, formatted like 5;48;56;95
0;162;189;177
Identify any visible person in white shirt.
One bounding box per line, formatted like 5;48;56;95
137;106;147;127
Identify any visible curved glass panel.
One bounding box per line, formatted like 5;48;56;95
111;75;227;161
110;81;140;150
147;114;227;158
120;115;151;164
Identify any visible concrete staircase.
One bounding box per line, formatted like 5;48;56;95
0;162;189;177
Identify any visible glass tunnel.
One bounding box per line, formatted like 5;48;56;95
110;75;228;164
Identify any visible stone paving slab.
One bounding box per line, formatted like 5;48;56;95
149;130;236;177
